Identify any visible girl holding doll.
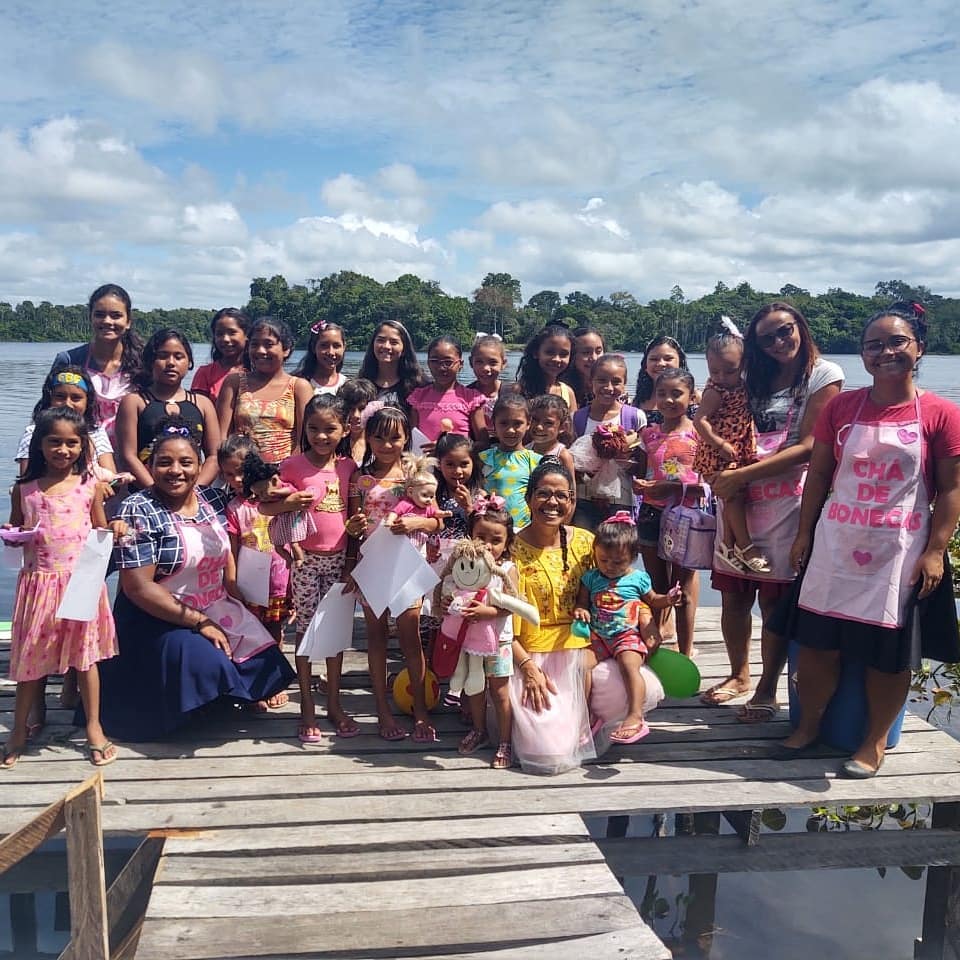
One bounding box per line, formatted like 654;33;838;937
345;405;444;742
2;409;125;768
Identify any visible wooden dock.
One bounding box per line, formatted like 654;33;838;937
4;609;960;959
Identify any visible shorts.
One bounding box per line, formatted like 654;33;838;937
483;641;514;678
792;607;912;675
711;570;792;605
291;550;345;634
590;628;648;663
635;503;663;547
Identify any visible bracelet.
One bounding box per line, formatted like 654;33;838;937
517;657;532;670
192;618;212;634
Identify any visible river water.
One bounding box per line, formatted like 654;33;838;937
1;342;956;958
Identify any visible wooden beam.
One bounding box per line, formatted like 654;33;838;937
917;802;960;960
59;778;109;960
106;835;165;958
722;809;761;846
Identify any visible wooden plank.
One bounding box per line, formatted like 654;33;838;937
403;928;670;959
105;836;164;957
918;801;960;960
135;893;647;959
599;827;960;876
60;780;109;960
156;842;602;885
722;808;761;845
145;863;622;918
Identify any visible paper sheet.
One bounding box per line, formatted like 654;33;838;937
411;427;431;454
296;584;357;660
0;545;23;572
351;524;440;617
237;545;271;607
56;529;113;622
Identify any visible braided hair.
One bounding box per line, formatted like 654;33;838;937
525;455;574;572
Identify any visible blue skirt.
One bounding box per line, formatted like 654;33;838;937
94;592;295;742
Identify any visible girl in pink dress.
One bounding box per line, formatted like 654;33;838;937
2;409;125;769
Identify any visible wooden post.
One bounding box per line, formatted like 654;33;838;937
60;776;109;960
683;812;720;957
917;801;960;960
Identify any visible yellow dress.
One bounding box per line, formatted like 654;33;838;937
513;526;594;652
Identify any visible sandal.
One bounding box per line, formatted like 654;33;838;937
715;541;746;573
700;681;750;705
491;742;513;769
735;544;772;574
413;720;439;744
86;741;118;767
458;728;489;755
297;724;323;744
329;715;361;738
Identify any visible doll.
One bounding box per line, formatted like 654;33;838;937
385;453;451;547
433;539;540;696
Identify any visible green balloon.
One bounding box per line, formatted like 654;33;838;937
648;648;701;698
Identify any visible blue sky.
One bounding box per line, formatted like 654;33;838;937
1;0;958;309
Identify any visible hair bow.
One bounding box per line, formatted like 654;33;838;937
473;493;506;515
358;399;386;428
54;371;88;391
719;315;743;338
606;510;636;525
310;320;328;334
474;331;503;342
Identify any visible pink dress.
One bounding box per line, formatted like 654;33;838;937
10;478;116;681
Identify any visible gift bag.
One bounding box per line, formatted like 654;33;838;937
658;484;716;570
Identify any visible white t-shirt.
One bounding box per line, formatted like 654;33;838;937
16;422;113;461
749;358;844;446
311;373;349;395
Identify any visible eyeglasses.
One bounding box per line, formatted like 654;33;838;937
533;490;572;503
428;357;459;368
757;322;797;348
861;336;917;356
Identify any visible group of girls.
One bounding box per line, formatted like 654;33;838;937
2;280;761;772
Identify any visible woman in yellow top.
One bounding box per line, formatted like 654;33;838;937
510;458;595;774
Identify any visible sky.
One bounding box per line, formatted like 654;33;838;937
1;0;959;310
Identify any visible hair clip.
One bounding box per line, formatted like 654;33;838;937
358;399;386;428
473;493;506;515
310;320;328;334
605;510;636;525
911;302;926;318
53;372;88;390
161;424;192;438
474;331;503;342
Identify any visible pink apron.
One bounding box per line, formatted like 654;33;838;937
799;391;928;628
164;512;276;662
716;406;805;582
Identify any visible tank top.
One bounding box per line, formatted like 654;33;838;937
233;374;297;463
136;390;205;462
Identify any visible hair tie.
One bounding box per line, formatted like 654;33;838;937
605;511;636;525
54;371;88;391
911;302;926;318
473;493;506;516
310;320;328;334
474;331;503;342
359;399;386;428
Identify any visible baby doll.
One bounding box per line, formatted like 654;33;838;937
433;539;540;695
242;451;316;567
385;452;451;549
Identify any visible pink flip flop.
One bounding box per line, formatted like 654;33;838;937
609;721;650;745
297;725;323;744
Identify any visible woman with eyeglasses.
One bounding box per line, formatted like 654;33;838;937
778;302;960;777
702;302;844;718
509;458;597;773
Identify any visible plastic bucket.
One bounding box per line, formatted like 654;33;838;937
787;640;906;753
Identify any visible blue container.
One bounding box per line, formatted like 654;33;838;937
787;640;906;752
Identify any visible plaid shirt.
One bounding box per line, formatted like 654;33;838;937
116;486;230;577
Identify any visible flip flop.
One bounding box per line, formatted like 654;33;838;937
297;725;323;744
413;720;439;744
379;723;409;742
330;716;361;739
736;701;779;724
264;691;289;709
1;745;23;769
87;741;118;767
700;682;750;706
609;721;650;745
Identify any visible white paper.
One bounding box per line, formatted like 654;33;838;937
388;561;442;616
351;524;440;617
0;545;23;572
296;584;357;660
56;529;113;622
411;427;431;454
237;545;271;607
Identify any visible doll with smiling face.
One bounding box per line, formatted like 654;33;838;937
385;453;452;547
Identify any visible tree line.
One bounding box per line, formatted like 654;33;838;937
3;273;959;354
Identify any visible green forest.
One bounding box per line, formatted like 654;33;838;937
2;272;959;354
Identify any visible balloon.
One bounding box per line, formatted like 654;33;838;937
647;648;701;699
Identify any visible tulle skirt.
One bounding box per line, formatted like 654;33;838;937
508;649;595;776
589;660;664;756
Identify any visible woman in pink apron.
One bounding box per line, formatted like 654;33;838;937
97;421;295;741
780;302;960;777
702;303;844;719
52;284;143;446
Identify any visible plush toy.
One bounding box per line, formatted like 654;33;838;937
432;539;540;696
385;452;448;531
570;422;642;502
592;420;642;459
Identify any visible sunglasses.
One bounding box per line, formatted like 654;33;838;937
757;321;797;349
